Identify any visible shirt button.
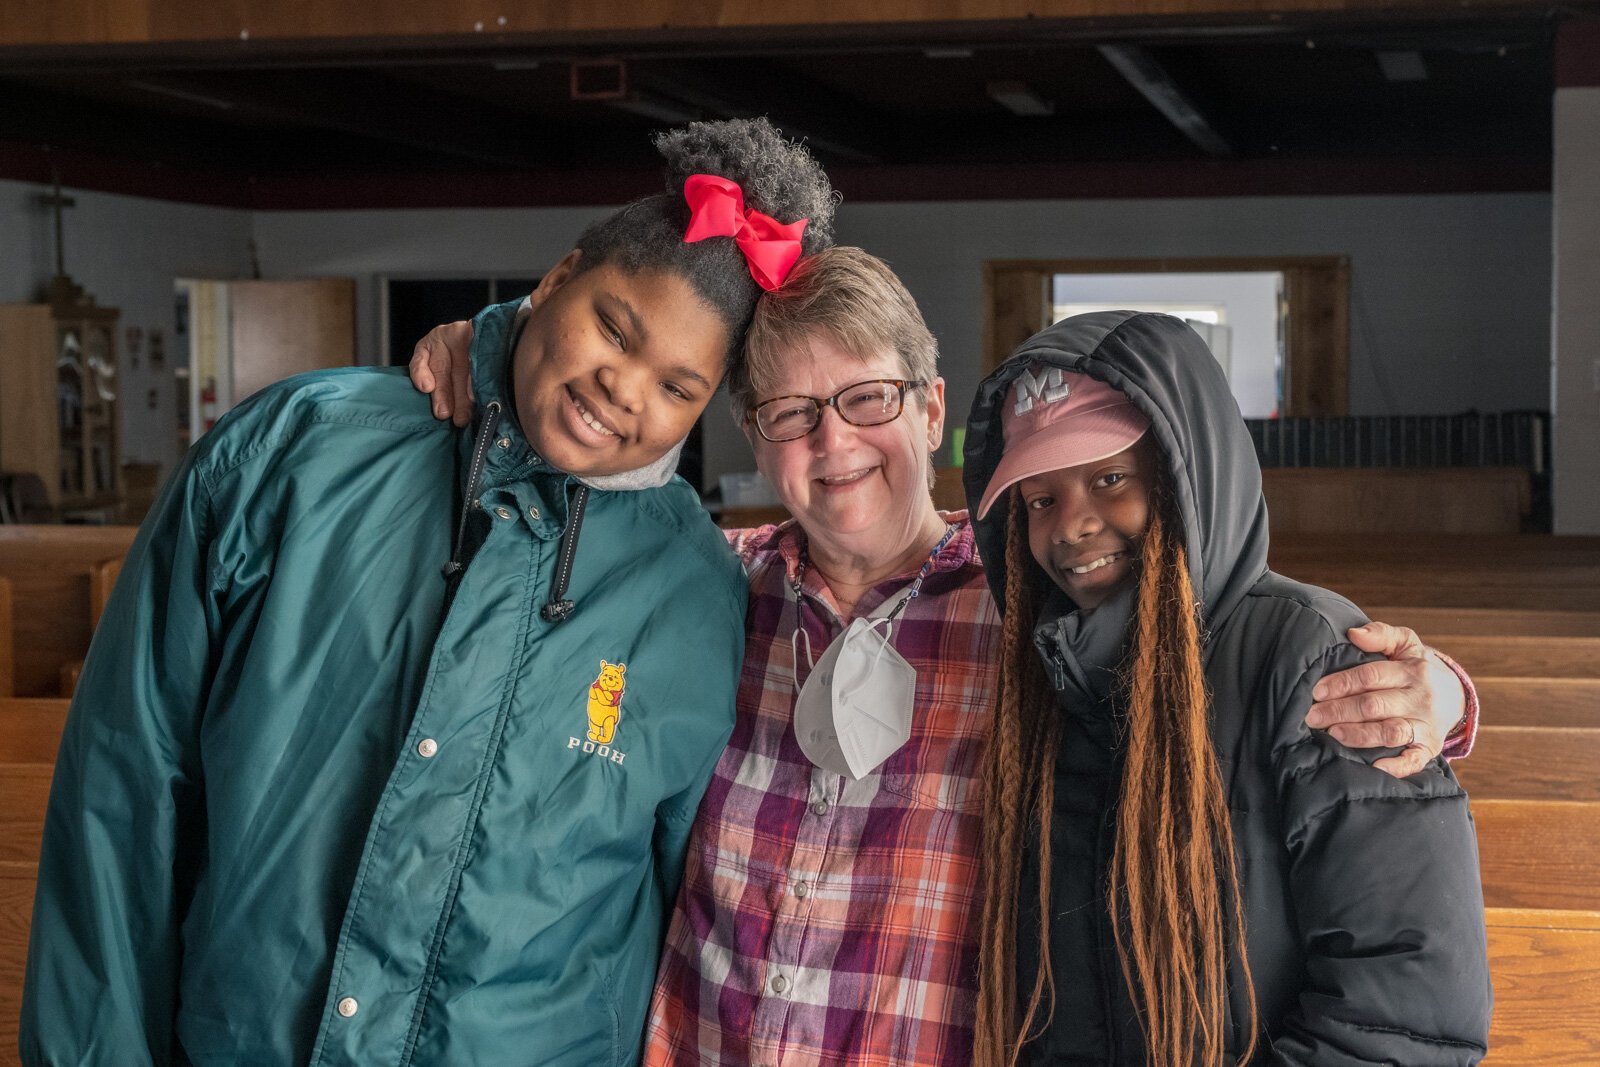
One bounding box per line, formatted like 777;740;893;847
494;506;512;520
336;996;359;1018
496;437;511;449
528;506;540;521
417;738;438;758
770;975;788;994
810;800;829;817
793;881;809;898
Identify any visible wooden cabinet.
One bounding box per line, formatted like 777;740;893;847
0;281;122;516
0;305;60;507
52;290;121;511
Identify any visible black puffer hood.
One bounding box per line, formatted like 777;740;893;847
963;311;1269;631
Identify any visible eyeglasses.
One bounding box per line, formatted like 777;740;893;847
750;379;926;443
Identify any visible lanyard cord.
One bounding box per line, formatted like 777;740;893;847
789;523;958;671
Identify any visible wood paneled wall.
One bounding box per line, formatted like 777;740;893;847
0;0;1554;48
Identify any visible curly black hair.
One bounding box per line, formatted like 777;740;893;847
572;117;837;366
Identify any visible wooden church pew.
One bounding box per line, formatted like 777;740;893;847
1427;635;1600;678
0;859;35;1067
1475;799;1600;911
0;527;136;697
0;764;51;865
1472;677;1600;728
1332;585;1600;612
0;576;12;699
0;698;69;765
1454;727;1600;802
1484;907;1600;1064
1364;606;1600;638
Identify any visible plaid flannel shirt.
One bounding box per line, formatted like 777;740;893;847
642;512;1478;1067
643;513;996;1067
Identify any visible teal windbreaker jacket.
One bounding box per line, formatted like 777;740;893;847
21;299;745;1066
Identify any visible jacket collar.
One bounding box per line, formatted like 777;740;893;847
1034;582;1135;709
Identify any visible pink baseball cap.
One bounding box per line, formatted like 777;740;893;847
976;367;1151;519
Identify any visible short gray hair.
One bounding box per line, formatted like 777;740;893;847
731;246;938;420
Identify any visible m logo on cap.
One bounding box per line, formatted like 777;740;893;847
1012;366;1071;416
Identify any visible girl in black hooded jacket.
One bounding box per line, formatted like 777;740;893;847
961;311;1491;1067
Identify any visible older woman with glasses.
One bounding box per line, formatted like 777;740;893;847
410;246;1477;1066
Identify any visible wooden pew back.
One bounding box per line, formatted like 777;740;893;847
1428;635;1600;678
0;526;136;697
1454;727;1600;803
1272;533;1600;612
1471;678;1600;729
0;766;50;865
0;576;12;699
1485;907;1600;1064
1475;799;1600;911
0;860;35;1067
0;699;68;767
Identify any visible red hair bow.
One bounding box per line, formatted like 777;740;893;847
682;174;808;292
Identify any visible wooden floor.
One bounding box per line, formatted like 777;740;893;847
0;531;1596;1063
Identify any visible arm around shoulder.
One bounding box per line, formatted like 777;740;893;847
1268;642;1491;1066
20;453;221;1067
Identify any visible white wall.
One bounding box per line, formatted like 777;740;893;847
1553;87;1600;535
0;178;256;476
4;185;1554;504
254;192;1551;493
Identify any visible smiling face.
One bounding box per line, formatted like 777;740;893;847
745;331;946;567
1017;434;1158;611
511;250;730;478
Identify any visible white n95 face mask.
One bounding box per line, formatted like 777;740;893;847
788;523;954;781
793;607;917;781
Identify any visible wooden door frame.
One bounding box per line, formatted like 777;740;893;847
983;256;1351;416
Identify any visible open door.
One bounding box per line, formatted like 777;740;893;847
984;257;1350;416
177;277;357;442
229;279;357;403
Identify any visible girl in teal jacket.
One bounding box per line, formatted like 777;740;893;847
21;118;833;1067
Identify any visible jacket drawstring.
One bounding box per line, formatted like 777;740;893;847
441;400;503;583
540;484;588;623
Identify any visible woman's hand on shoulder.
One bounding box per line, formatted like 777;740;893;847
409;321;476;426
1302;621;1467;779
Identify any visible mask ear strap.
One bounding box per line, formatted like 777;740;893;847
789;582;815;691
835;616;897;706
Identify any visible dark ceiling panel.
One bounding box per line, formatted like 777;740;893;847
0;9;1569;202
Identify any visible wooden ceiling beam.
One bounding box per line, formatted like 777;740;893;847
0;1;1571;52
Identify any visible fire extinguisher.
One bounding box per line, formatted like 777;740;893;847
201;376;219;431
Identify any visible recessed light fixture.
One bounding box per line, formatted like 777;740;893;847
987;80;1055;117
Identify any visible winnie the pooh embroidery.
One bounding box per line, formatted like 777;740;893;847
587;660;627;744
